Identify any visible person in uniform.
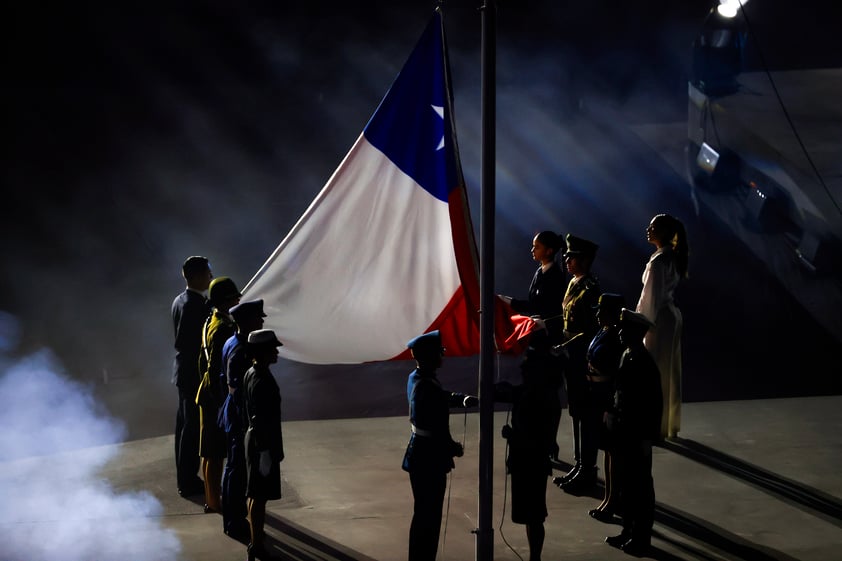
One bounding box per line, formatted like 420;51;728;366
171;255;213;497
196;276;241;514
585;293;626;522
554;234;601;492
635;213;689;439
402;330;477;561
494;345;558;561
499;230;566;461
604;309;662;556
243;329;285;561
219;299;266;541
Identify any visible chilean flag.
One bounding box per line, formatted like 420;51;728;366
243;11;530;364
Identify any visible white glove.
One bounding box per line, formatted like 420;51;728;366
259;450;272;477
531;317;546;331
498;295;513;306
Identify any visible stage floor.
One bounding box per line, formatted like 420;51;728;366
3;396;841;561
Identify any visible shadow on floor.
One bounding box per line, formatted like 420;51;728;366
654;503;802;561
264;514;377;561
659;437;842;527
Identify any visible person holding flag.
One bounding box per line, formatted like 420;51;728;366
402;330;477;561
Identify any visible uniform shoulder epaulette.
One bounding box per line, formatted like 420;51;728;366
583;275;599;290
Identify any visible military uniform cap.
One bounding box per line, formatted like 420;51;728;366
620;308;655;329
564;234;599;258
407;330;443;360
247;329;283;347
208;277;240;304
596;293;625;311
230;299;266;322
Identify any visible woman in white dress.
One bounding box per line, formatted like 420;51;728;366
635;214;689;439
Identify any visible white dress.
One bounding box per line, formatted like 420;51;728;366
636;247;683;439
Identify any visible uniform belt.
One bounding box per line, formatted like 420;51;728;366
587;374;612;383
411;424;433;437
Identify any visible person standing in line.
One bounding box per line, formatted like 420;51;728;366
494;345;558;561
504;230;566;326
196;276;241;514
605;309;662;556
585;293;626;522
499;230;566;461
242;329;285;561
219;299;266;542
171;255;213;497
554;234;601;492
402;330;478;561
635;213;689;439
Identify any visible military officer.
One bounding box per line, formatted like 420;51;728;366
243;329;285;561
605;309;662;556
553;234;601;492
402;330;478;561
220;299;266;541
196;276;240;513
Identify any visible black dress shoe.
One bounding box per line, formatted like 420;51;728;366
178;478;205;497
588;508;616;523
225;522;251;543
247;543;280;561
561;467;597;492
621;538;651;556
553;462;581;487
605;532;631;548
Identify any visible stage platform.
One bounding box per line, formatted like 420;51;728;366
4;396;842;561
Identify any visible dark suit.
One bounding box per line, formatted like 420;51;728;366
402;370;467;561
612;344;662;545
172;288;210;490
511;261;566;458
510;262;565;335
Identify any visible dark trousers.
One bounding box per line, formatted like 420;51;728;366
222;431;248;533
408;470;447;561
617;439;655;543
581;382;613;469
175;386;200;488
579;406;603;470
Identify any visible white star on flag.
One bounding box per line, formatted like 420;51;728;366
432;104;445;150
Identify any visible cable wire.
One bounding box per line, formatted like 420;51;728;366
738;1;842;219
498;407;524;561
440;403;470;558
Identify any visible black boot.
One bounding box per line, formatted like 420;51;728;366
552;460;580;487
605;530;631;548
622;537;652;556
561;466;597;493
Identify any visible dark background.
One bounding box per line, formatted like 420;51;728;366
3;0;841;438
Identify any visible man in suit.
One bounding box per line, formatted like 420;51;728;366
171;255;213;497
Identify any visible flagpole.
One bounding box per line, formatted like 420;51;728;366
476;0;496;560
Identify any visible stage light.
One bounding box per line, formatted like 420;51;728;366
696;142;720;174
716;0;750;20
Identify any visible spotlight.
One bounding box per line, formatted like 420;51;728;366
691;2;747;96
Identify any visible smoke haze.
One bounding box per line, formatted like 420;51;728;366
0;315;180;561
